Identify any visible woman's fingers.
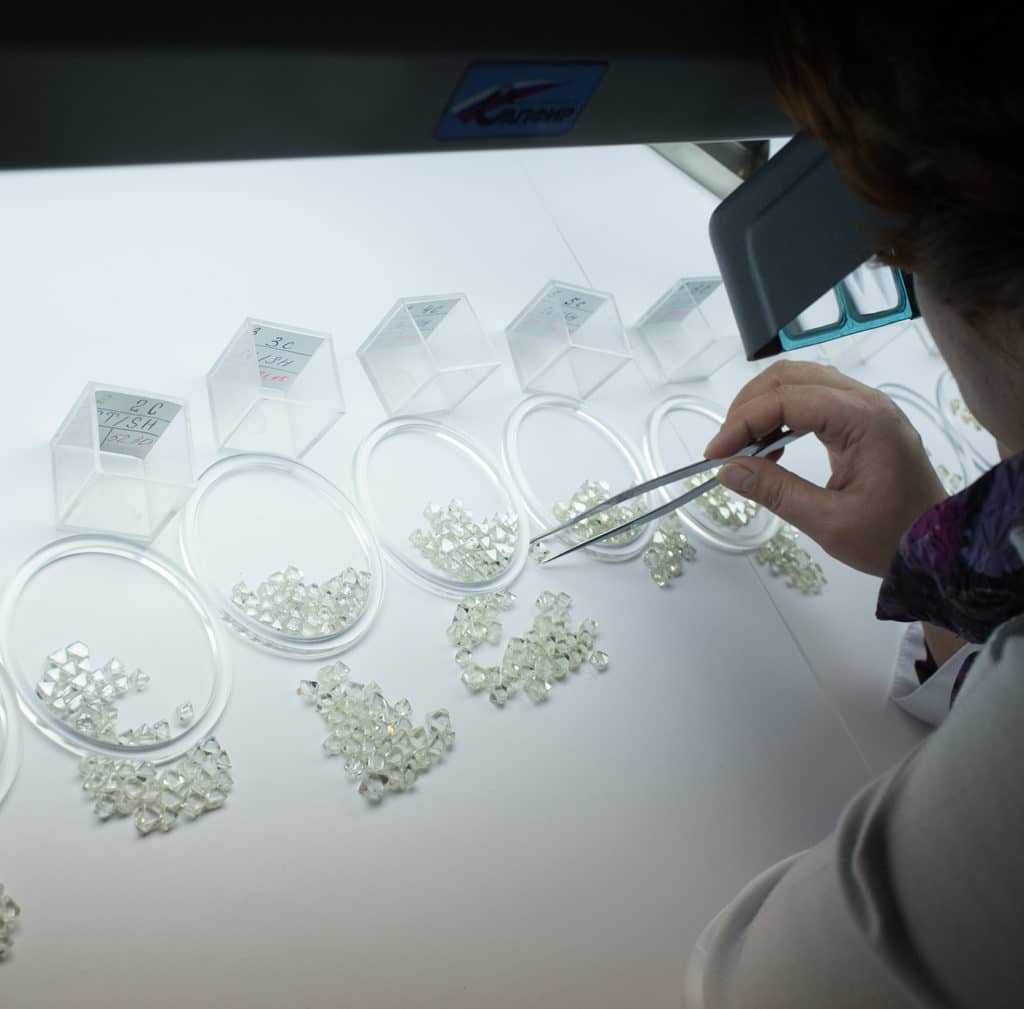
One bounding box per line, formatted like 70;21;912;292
723;360;862;422
719;457;839;542
701;365;952;576
705;384;866;459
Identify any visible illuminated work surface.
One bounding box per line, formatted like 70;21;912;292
0;146;932;1008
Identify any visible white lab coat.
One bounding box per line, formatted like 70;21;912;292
685;612;1023;1008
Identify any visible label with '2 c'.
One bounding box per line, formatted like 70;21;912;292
95;391;181;459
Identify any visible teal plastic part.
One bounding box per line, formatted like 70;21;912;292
780;267;914;351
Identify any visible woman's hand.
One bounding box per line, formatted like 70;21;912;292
705;361;948;577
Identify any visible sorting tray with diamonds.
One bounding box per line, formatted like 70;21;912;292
503;395;653;563
935;369;998;478
0;536;231;761
354;417;528;598
181;454;384;658
879;384;971;498
643;395;781;554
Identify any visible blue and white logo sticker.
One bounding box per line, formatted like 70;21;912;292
437;62;606;140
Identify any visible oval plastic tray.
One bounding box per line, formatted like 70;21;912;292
503;394;652;563
181;453;384;658
934;369;997;477
1;536;231;761
879;384;971;495
0;661;21;807
644;395;781;554
354;417;528;597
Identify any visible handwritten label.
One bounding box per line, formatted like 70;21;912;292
407;299;458;337
537;286;605;335
644;278;722;328
252;324;324;389
683;278;721;307
95;391;181;459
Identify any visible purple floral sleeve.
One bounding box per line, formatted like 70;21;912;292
876;452;1024;645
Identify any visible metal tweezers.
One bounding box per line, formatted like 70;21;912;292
531;428;806;564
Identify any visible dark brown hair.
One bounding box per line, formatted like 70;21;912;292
764;6;1024;322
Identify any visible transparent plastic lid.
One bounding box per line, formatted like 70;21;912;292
935;370;997;477
181;454;384;657
0;536;231;761
353;417;529;597
502;395;653;562
879;384;971;496
0;661;21;807
643;395;781;553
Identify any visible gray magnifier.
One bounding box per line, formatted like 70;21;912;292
710;131;919;360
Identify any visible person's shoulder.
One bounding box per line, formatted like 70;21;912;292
954;614;1024;709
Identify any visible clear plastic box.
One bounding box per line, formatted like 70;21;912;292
52;383;194;542
357;294;500;416
631;277;738;384
505;281;631;399
207;318;344;457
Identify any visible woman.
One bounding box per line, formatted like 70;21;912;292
685;7;1024;1008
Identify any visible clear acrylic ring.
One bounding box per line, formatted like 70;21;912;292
181;453;384;658
879;384;971;494
0;661;22;808
0;535;231;762
934;370;997;477
644;395;781;554
503;394;653;562
353;416;529;598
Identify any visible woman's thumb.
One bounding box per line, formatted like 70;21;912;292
718;458;825;535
